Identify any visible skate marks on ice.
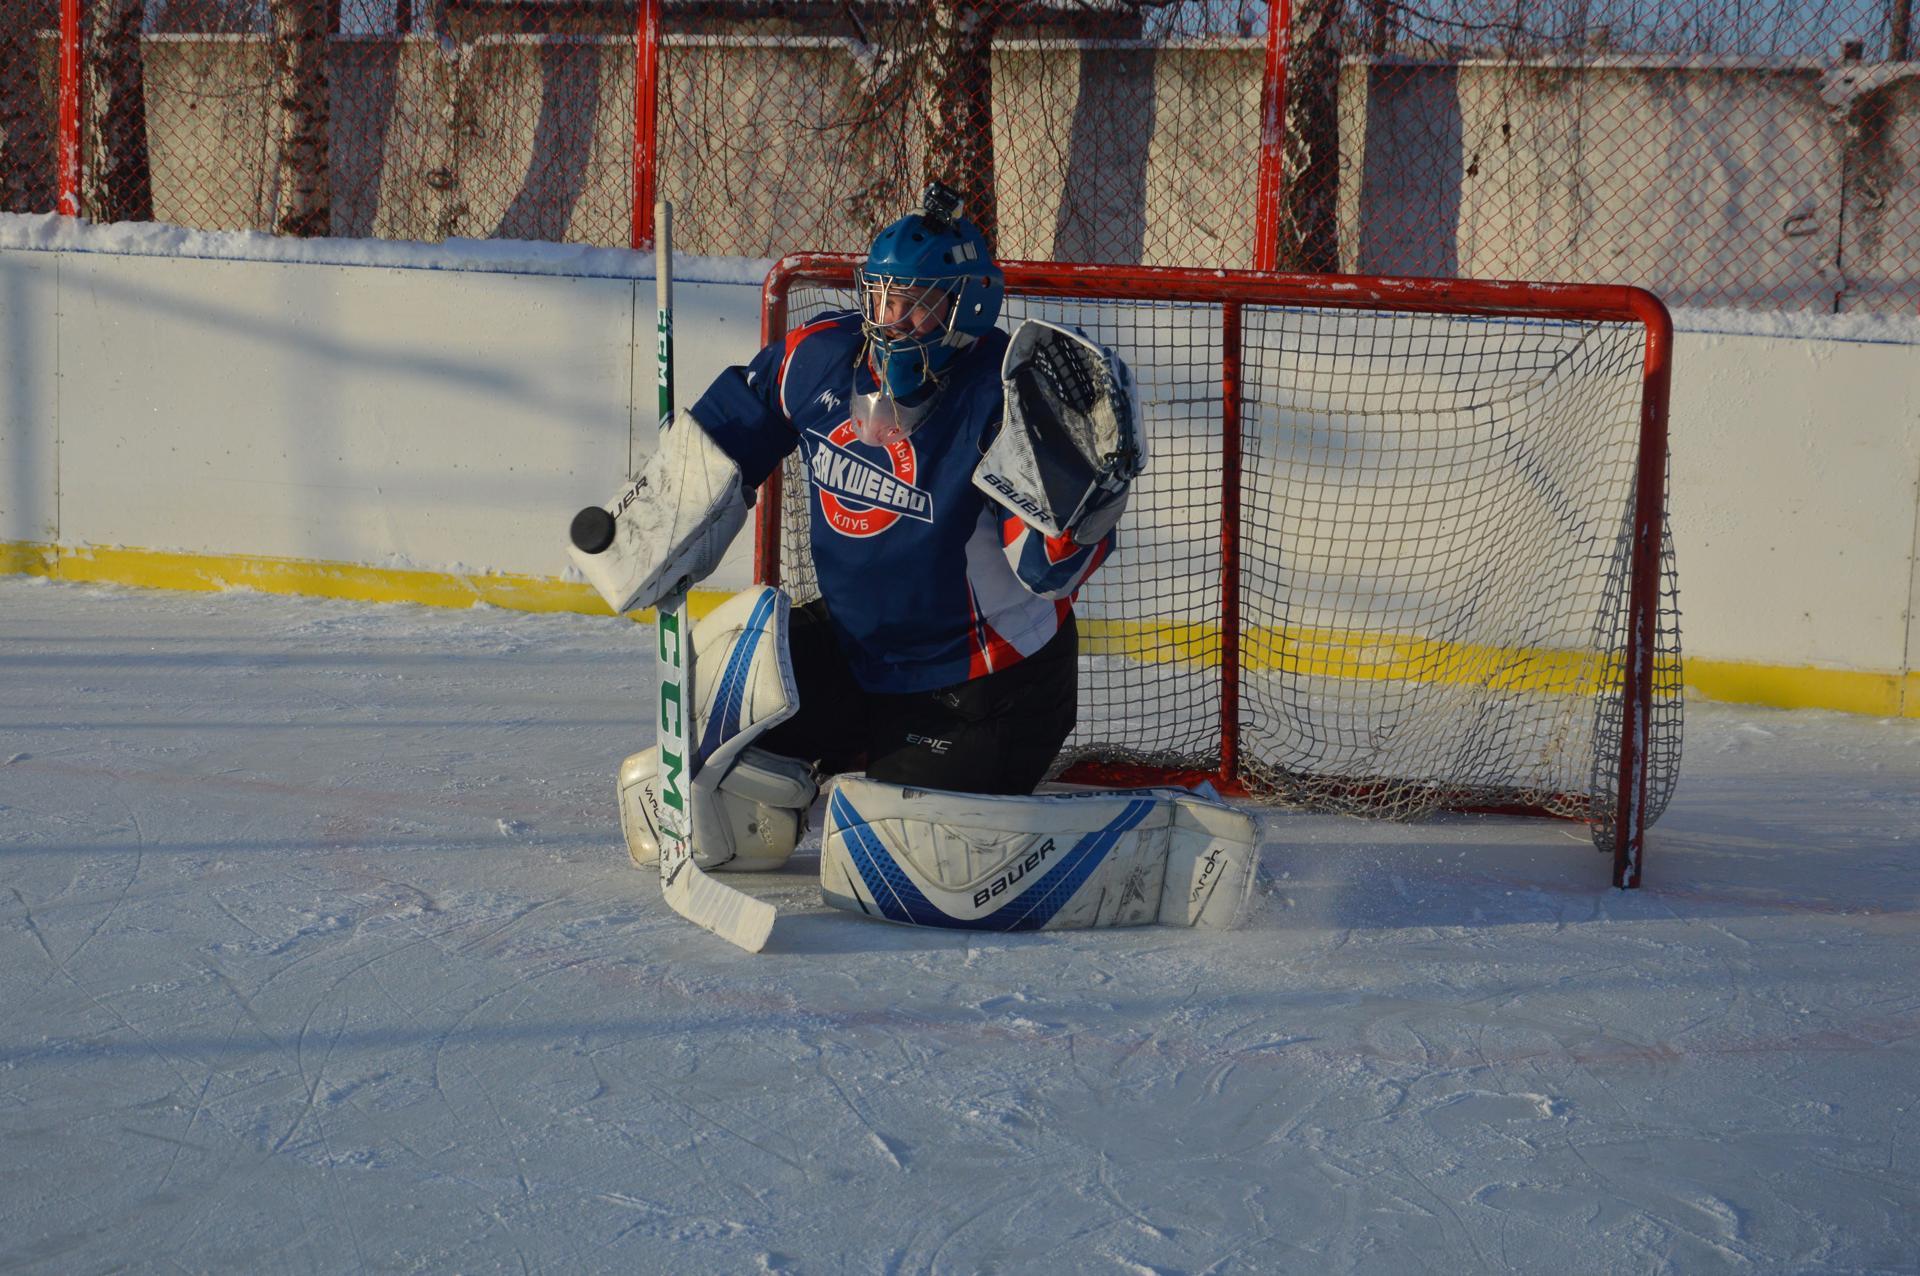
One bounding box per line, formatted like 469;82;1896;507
1;579;1916;1272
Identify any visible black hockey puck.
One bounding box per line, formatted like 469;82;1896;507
570;506;617;554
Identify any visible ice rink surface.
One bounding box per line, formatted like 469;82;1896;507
2;576;1916;1274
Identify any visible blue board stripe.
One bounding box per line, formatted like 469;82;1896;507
696;588;780;767
830;790;1158;931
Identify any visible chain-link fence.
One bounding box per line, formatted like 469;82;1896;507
1;1;1914;310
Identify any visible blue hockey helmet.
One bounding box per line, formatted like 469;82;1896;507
851;182;1004;446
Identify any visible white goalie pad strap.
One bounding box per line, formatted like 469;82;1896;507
701;749;816;871
819;776;1257;931
975;319;1147;546
567;410;751;615
716;747;817;810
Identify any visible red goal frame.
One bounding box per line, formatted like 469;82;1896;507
753;254;1674;889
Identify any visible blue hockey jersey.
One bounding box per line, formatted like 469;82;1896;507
691;311;1114;695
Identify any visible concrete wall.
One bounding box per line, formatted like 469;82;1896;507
1343;62;1852;308
993;43;1264;267
25;35;1916;302
1;245;1916;714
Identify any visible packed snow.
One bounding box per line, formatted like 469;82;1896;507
0;212;777;287
2;577;1916;1273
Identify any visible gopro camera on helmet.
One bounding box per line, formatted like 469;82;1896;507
918;180;965;233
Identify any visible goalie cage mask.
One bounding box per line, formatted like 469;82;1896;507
852;186;1006;446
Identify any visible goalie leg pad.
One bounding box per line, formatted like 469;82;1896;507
685;585;799;776
617;585;813;871
819;776;1257;931
622;745;817;871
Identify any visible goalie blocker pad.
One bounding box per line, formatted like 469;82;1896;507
974;319;1147;546
619;586;816;871
820;776;1258;931
567;410;751;615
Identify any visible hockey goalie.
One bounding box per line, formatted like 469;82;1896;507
568;182;1258;932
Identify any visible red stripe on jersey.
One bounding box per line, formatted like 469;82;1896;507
778;316;846;417
1054;538;1110;607
1041;528;1081;564
1001;518;1094;567
965;587;993;679
975;616;1023;675
1084;535;1111;578
964;583;1027;680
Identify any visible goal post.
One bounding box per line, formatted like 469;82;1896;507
756;255;1680;889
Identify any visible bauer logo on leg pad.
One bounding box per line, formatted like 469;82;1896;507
825;784;1159;930
819;777;1258;931
974;836;1059;907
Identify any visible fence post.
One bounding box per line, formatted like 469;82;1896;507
632;0;661;251
57;0;81;217
1893;0;1913;61
1253;0;1291;271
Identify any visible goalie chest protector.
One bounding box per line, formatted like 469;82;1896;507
695;311;1088;696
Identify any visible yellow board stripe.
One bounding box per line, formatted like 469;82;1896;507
4;540;1913;718
1078;617;1642;695
1;541;733;622
1682;659;1917;720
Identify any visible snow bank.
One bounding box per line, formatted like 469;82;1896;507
0;212;778;286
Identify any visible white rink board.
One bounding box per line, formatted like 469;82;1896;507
1;246;764;587
1670;332;1920;671
0;248;59;544
1;242;1917;685
53;254;632;574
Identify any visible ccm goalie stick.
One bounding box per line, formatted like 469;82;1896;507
634;201;775;953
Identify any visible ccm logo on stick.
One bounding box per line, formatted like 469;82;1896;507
973;837;1057;907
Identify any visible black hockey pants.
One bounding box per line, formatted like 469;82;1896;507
757;598;1078;796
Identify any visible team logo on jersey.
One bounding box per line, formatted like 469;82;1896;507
806;422;934;537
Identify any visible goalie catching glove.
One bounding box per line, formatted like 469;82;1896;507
974;319;1147;545
619;586;819;872
567;409;751;615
